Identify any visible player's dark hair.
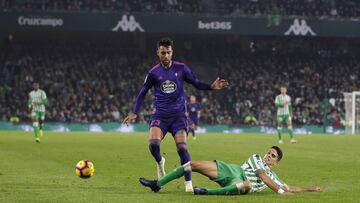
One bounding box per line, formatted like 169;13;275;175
157;37;173;48
280;83;287;88
271;146;283;161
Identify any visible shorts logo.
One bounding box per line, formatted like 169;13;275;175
160;80;177;94
151;119;161;126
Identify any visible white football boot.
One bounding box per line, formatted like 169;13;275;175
185;181;194;192
156;157;166;179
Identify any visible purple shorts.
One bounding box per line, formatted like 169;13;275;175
189;116;199;126
149;115;189;137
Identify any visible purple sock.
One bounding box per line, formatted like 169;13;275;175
149;139;162;163
176;142;192;181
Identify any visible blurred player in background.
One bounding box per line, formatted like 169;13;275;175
123;38;229;192
139;146;322;195
186;95;201;140
28;82;48;143
275;84;296;144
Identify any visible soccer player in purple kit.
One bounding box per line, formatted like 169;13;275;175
186;95;201;140
123;38;229;192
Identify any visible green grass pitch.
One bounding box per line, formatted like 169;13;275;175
0;131;359;203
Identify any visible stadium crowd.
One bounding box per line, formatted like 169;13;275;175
0;35;359;128
1;0;360;18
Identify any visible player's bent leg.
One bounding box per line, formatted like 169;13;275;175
156;161;191;187
277;123;283;144
139;161;193;192
192;124;197;140
139;178;161;192
287;123;297;144
174;130;193;192
32;117;40;143
148;127;165;178
39;119;44;137
190;160;218;179
195;181;250;195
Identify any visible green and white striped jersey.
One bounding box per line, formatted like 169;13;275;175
275;94;291;116
241;154;285;193
28;89;47;112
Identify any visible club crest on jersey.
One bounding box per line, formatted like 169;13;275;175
160;80;177;94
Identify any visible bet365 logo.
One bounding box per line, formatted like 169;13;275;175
112;15;144;32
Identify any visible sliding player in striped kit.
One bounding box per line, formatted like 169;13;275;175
139;146;321;195
275;84;297;144
28;82;48;143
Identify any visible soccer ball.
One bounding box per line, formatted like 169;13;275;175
75;160;95;178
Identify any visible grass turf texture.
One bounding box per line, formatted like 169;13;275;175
0;131;359;203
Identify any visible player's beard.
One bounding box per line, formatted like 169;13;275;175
162;60;171;68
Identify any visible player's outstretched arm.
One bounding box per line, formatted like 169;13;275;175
210;77;229;90
123;72;155;126
284;185;322;193
257;171;293;195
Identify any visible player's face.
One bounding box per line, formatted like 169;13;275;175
280;87;287;94
263;148;279;167
33;83;39;90
157;46;173;68
190;96;196;103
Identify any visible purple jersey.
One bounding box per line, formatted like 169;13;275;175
133;61;212;119
187;102;201;122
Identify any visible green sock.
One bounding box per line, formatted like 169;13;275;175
33;123;39;139
207;184;240;195
277;128;282;140
289;128;294;139
156;165;186;187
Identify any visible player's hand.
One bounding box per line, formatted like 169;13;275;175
281;192;294;196
123;113;137;126
211;77;229;90
185;112;189;117
283;184;290;192
308;187;322;192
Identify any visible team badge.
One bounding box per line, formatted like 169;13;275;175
160;80;177;94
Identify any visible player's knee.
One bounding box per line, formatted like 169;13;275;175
183;161;192;171
149;139;161;148
176;142;188;153
190;161;199;170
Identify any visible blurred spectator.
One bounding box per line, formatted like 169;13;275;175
1;0;360;18
0;35;359;127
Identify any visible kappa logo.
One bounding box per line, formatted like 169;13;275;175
284;19;316;36
112;15;144;32
160;80;177;94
